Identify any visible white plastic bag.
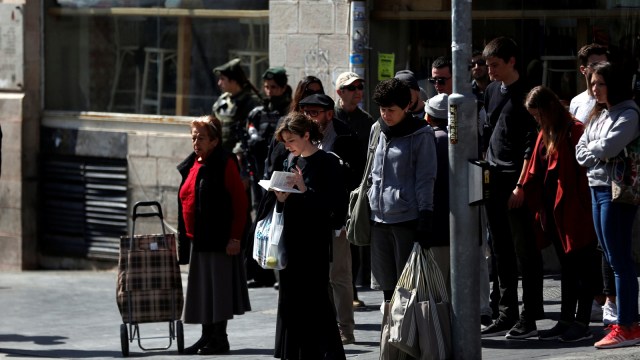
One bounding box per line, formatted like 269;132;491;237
252;205;287;270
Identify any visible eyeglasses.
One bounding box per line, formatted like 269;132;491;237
469;59;486;70
587;61;605;69
303;109;326;117
340;84;364;91
428;77;451;85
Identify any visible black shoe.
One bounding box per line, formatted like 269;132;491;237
505;317;538;339
559;322;593;343
183;336;211;355
481;318;515;338
273;282;279;290
538;321;570;341
198;338;230;355
481;315;493;328
353;299;366;310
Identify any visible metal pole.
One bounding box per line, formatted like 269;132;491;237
450;0;481;358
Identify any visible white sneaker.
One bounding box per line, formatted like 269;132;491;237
590;300;603;322
602;301;618;325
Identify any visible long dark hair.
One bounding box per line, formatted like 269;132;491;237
524;86;572;156
587;62;634;122
289;76;325;113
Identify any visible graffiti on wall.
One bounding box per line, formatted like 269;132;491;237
304;48;332;88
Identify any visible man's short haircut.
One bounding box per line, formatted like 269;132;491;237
577;43;609;66
472;49;483;58
483;37;519;65
373;78;411;109
431;56;452;72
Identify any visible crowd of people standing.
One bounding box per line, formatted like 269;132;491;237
174;34;640;358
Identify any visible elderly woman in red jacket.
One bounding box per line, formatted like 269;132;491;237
177;115;250;355
522;86;599;343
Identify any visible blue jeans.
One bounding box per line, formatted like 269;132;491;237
591;186;639;326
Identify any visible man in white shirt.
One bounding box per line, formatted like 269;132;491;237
569;44;609;123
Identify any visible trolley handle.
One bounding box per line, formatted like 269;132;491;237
130;201;168;249
133;201;164;220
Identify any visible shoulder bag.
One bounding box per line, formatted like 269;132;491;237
610;108;640;205
346;122;380;246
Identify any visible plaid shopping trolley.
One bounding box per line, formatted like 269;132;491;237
116;201;184;357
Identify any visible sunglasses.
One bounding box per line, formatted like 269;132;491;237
340;84;364;91
428;77;451;85
469;60;486;70
303;109;326;117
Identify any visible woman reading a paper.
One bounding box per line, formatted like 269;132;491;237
268;112;347;359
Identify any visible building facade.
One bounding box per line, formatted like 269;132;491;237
1;0;639;269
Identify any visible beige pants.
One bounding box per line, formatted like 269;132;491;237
329;230;355;336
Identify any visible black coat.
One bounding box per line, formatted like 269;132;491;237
273;149;346;360
176;147;234;252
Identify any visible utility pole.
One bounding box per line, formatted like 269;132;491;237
449;0;482;358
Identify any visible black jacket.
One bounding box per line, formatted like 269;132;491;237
330;118;364;192
177;147;234;252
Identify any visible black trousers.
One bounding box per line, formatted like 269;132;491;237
544;201;600;324
485;169;543;322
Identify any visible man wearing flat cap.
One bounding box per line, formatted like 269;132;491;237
212;58;261;152
300;93;361;345
395;70;426;119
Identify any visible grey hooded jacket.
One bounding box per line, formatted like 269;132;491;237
367;120;437;224
576;100;640;187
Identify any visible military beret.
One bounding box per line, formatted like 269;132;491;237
262;66;288;87
213;58;247;84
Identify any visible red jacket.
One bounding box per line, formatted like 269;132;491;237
522;120;597;254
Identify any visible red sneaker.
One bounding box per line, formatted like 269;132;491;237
594;324;640;349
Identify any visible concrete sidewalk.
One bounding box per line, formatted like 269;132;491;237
1;271;640;359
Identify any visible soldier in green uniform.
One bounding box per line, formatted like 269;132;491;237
212;58;261;154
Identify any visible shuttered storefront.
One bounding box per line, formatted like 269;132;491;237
41;155;127;260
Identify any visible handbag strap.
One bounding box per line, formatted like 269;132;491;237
390;243;419;306
422;247;449;358
359;122;381;189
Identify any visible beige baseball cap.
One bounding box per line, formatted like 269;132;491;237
335;72;363;89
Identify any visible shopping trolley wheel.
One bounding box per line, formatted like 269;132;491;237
120;324;129;357
177;320;184;353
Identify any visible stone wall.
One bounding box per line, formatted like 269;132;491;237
269;0;352;101
0;0;40;270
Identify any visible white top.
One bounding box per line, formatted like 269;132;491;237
569;90;596;123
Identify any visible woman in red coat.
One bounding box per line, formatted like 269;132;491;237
177;116;250;355
522;86;600;342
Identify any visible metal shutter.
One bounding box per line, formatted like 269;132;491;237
41;155;128;261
